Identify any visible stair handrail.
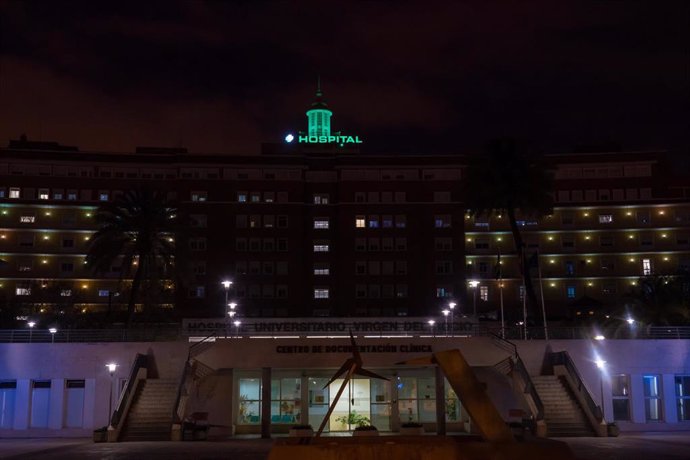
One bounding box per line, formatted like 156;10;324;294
550;351;603;421
188;331;217;359
513;355;544;421
172;331;217;424
490;332;517;358
110;353;148;428
490;333;544;421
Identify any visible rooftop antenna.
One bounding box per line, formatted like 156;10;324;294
316;74;322;97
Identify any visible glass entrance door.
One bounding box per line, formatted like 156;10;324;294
329;378;371;431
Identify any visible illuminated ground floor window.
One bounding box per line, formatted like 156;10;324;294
236;370;462;431
675;375;690;421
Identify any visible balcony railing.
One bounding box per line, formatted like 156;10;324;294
1;323;689;343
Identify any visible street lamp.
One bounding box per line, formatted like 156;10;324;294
221;280;233;314
106;363;118;427
427;319;435;337
448;302;456;336
233;320;241;338
441;310;449;336
48;327;57;343
468;280;480;317
626;316;635;325
27;321;35;343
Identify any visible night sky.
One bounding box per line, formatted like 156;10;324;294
0;1;687;156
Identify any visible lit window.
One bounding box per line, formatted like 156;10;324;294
480;285;488;301
382;215;393;228
313;194;329;205
355;216;365;228
53;192;63;200
675;376;690;421
598;214;613;223
20;215;35;223
9;188;20;199
314;219;329;229
237;192;247;202
98;290;110;297
313;241;329;252
99;192;109;201
368;216;379;228
643;375;663;421
191;191;207;202
38;189;49;200
16;287;31;296
436;287;451;298
60;289;72;297
67;191;77;200
314;263;330;275
250;192;261;203
434;215;451;228
642;258;652;276
566;286;576;299
314;288;329;299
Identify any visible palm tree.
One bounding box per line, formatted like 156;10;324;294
618;274;690;326
86;189;177;324
463;138;554;320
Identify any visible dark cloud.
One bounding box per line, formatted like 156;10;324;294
0;0;687;154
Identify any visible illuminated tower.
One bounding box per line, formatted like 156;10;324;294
306;78;332;138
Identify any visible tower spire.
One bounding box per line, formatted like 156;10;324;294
306;76;332;138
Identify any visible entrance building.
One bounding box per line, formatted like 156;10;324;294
233;371;462;434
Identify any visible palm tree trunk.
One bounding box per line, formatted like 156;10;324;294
127;263;144;326
506;208;540;319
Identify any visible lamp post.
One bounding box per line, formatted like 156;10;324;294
106;363;118;427
468;280;480;317
226;302;238;338
428;319;435;337
441;310;449;336
108;291;119;314
448;302;456;337
49;327;57;343
233;320;241;338
221;280;232;314
28;321;35;343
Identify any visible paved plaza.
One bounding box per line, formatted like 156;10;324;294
2;433;690;460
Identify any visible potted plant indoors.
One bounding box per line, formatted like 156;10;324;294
399;421;425;435
352;424;379;437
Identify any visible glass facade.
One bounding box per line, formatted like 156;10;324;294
397;376;436;423
643;375;663;421
237;370;463;432
611;374;631;421
270;378;301;424
238;378;261;424
675;375;690;421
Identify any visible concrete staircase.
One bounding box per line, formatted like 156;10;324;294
531;375;596;437
120;378;178;441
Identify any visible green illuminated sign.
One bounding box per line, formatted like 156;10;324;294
298;135;363;144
